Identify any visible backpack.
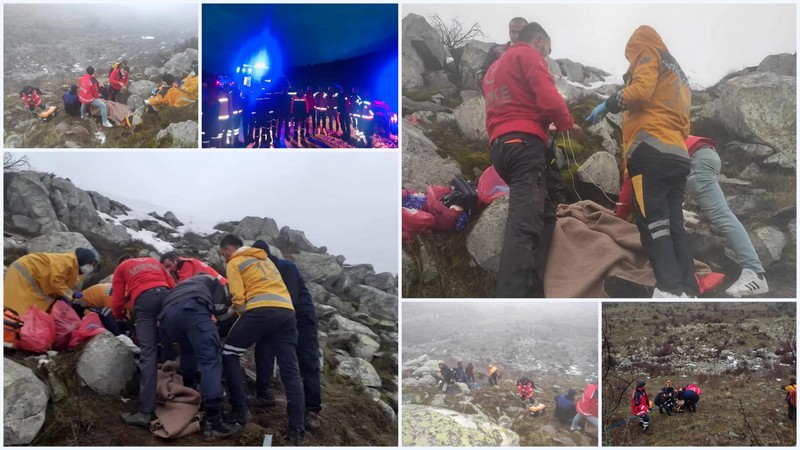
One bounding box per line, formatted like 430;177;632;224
441;175;478;215
787;387;797;407
108;61;122;76
3;307;23;346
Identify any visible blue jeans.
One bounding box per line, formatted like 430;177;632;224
80;99;108;123
571;413;599;428
687;148;764;273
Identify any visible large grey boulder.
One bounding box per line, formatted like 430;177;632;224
329;314;379;341
363;272;397;291
77;332;137;395
4;358;49;445
453;96;488;142
402;119;461;191
5;171;68;234
233;216;279;240
403;14;447;71
757;53;796;76
87;191;112;214
557;58;585;83
277;226;325;254
716;72;796;166
459;40;494;72
736;226;787;268
293;251;343;282
466;195;508;272
577;151;620;195
350;334;381;361
423;70;457;96
335;355;382;387
128;80;157;98
351;285;398;321
27;231;95;254
156;121;198;148
49;177;105;233
403;36;425;90
342;264;376;284
587;119;620;155
161;48;198;78
403;405;520;446
402;97;452;113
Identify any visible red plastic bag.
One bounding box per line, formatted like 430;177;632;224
697;272;725;295
477;166;509;206
68;312;107;349
51;300;81;350
17;305;56;353
422;185;461;232
402;207;435;242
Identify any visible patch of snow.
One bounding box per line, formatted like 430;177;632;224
98;211;174;253
94;131;106;145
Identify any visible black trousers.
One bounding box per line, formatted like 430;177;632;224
491;133;557;298
627;144;698;296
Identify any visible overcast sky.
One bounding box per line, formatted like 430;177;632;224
15;152;399;274
405;3;796;87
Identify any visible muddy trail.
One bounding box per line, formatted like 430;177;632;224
11;349;397;447
403;373;597;446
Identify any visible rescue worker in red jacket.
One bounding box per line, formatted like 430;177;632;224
631;380;651;432
478;17;528;85
517;376;535;404
482;22;580;298
112;255;175;428
20;86;48;114
160;252;227;285
78;66;113;127
571;383;599;431
108;62;129;102
677;383;701;412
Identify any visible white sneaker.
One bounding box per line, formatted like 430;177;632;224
725;268;769;297
653;288;680;298
102;120;113;128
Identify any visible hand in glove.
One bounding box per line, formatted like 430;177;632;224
585;102;608;124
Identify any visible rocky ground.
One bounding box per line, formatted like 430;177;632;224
401;13;796;298
4;5;198;148
401;303;597;446
602;302;796;446
4;169;398;446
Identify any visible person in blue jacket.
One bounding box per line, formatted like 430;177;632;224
62;85;81;117
554;389;578;424
251;240;322;431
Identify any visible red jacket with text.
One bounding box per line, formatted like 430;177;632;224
576;384;599;417
631;386;650;417
111;257;175;319
78;74;100;104
517;380;534;400
482;42;574;143
175;257;228;285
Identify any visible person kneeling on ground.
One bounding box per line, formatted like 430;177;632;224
146;73;196;112
62;85;81;117
517;376;536;405
677;383;701;412
20;85;47;114
554;389;578;424
654;380;676;416
572;383;599;431
78;66;113;128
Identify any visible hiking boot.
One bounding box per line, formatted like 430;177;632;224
120;411;154;428
641;422;649;433
204;417;240;438
102;120;114;128
725;268;769;297
658;407;664;414
305;411;321;431
288;427;305;446
250;392;276;408
223;407;252;424
653;288;681;298
570;425;582;432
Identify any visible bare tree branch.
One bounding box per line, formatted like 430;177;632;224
428;14;484;55
4;153;29;172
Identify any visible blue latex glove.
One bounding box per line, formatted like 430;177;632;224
72;291;83;300
585;102;608;124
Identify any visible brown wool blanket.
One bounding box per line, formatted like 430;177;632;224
543;200;710;298
149;361;202;439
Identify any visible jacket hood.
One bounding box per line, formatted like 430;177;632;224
625;26;667;62
685;135;716;152
233;246;267;260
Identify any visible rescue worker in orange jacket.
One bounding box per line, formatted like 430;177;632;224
488;364;499;386
783;378;796;420
218;234;305;445
74;282;129;336
4;248;98;315
146;73;196;112
631;379;651;432
160;252;227;285
586;26;696;298
179;61;199;102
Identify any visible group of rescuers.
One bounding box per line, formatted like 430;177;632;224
4;235;320;445
480;17;770;298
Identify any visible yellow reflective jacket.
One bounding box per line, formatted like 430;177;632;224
149;83;195;111
607;26;691;162
180;75;198;102
4;252;79;314
81;283;112;308
226;247;293;313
